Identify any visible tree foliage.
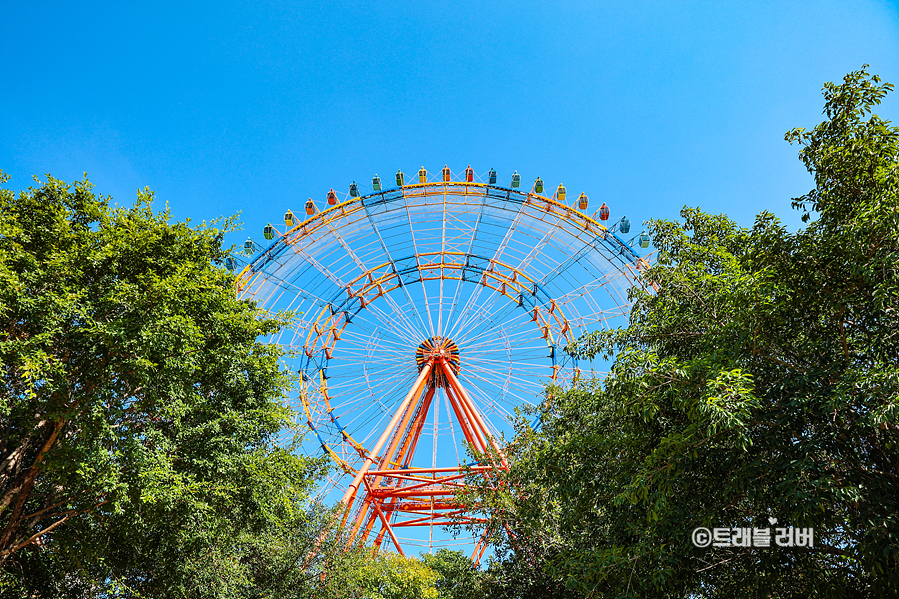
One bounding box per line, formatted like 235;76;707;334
312;549;441;599
465;66;899;597
0;174;328;596
420;548;487;599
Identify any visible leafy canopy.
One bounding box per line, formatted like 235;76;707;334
463;66;899;598
0;174;327;597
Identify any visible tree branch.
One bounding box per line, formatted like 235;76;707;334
0;499;109;558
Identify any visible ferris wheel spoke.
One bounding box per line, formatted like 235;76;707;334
335;382;409;442
457;319;539;350
401;201;437;337
330;380;409;421
514;214;567;283
443;203;527;341
465;359;550;372
445;281;514;346
443;391;462;464
333;334;410;365
334;390;404;436
349;301;428;343
460;362;544;391
438;188;448;336
442;197;487;337
363;301;427;346
459;371;540;415
251;264;343;319
361;202;433;341
453;299;529;349
335;326;410;351
456;383;514;436
450;279;520;346
323;216;372;275
486;198;527;271
289;244;348;290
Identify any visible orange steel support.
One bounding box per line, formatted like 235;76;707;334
442;363;509;469
363;477;405;556
443;383;486;453
341;353;506;561
342;362;433;541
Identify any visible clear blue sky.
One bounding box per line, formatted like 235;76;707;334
3;0;898;241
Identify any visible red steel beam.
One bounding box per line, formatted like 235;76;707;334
363;478;405;557
342;362;433;542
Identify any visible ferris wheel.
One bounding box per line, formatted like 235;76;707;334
231;165;652;558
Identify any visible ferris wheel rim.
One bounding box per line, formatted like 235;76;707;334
233;175;652;492
235;181;647;293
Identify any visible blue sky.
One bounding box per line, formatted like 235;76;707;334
3;0;899;242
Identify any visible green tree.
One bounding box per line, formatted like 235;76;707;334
0;174;327;596
465;66;899;597
313;549;441;599
420;549;486;599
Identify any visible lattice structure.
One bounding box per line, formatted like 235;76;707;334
234;168;651;557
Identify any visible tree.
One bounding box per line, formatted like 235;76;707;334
420;549;486;599
311;549;441;599
464;66;899;597
0;173;326;596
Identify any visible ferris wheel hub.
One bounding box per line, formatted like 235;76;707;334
415;336;461;388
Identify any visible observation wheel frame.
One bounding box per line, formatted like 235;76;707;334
235;175;651;558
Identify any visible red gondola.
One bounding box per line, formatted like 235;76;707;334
599;202;610;221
